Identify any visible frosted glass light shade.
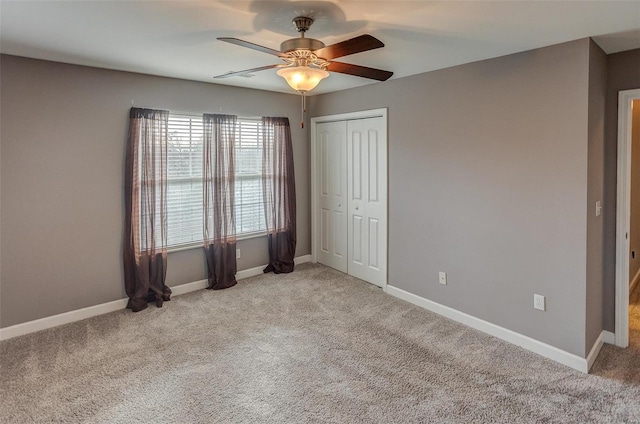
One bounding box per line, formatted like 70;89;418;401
277;66;329;92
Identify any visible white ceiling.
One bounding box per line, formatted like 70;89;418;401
1;1;639;96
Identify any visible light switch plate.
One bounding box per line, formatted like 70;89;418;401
236;248;241;259
439;272;447;285
595;201;602;217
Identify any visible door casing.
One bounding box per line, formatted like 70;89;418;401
615;89;640;348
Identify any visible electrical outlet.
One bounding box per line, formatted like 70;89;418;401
439;272;447;285
236;248;241;259
534;294;546;311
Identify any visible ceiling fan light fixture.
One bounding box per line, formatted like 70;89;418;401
276;65;329;93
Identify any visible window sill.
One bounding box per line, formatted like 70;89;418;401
167;231;268;254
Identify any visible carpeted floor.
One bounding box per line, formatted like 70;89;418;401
591;280;640;383
1;263;639;423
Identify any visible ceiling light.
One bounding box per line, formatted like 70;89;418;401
276;66;329;93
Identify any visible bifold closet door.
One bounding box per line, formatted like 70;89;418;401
316;121;348;273
347;117;387;288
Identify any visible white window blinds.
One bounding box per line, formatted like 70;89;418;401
166;114;266;248
167;114;204;248
235;119;266;235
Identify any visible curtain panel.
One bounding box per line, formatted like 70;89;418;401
262;117;297;274
203;114;238;289
123;107;172;312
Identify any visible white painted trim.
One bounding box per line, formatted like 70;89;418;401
236;254;311;280
615;89;640;348
603;330;616;345
310;108;389;289
0;254;312;341
311;108;387;124
386;285;590;373
170;279;208;296
0;298;129;342
631;267;640;293
586;331;606;371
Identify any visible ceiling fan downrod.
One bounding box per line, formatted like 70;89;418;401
280;17;325;53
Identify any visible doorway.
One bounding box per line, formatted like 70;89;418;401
310;108;388;289
615;89;640;348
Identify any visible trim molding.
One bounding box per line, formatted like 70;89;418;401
603;330;616;345
586;331;606;371
386;285;591;373
236;254;311;280
0;254;312;341
615;88;640;348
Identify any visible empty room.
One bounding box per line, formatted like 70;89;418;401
2;1;640;422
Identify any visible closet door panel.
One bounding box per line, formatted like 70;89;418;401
316;121;348;273
347;117;387;287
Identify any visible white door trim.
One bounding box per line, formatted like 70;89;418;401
310;108;388;289
615;88;640;348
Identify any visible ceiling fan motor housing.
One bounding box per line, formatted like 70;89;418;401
280;16;325;54
280;37;325;53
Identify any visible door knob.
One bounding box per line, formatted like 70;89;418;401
355;206;359;210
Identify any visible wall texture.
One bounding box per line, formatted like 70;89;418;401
311;39;593;356
603;48;640;331
0;55;310;327
585;40;607;353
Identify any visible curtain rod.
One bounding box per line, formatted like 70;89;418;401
129;102;279;121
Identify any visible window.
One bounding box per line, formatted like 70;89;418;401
235;119;267;235
166;114;266;249
167;114;204;248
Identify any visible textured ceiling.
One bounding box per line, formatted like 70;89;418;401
1;1;639;95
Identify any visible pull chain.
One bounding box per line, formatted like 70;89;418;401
300;91;306;128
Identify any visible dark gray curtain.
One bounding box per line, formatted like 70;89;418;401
123;107;171;312
203;114;238;289
262;117;297;273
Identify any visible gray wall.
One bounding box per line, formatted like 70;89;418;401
311;39;593;356
629;100;640;284
585;40;607;353
0;55;310;328
603;48;640;331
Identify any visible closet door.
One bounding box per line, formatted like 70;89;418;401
316;121;348;273
347;117;387;287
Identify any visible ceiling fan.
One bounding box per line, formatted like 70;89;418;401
214;16;393;94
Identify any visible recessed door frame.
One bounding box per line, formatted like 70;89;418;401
615;88;640;348
310;108;388;289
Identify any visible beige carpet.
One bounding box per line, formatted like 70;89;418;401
591;281;640;383
1;263;639;423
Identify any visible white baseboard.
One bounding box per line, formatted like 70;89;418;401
586;331;606;371
0;254;313;341
170;279;208;296
0;298;130;342
236;254;311;280
602;330;616;345
386;285;591;373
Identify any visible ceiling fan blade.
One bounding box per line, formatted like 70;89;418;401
313;35;384;60
327;61;393;81
214;64;283;79
218;37;285;57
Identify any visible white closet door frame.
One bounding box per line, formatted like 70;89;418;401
311;108;388;290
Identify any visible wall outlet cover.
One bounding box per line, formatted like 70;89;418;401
438;272;447;285
534;294;546;311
